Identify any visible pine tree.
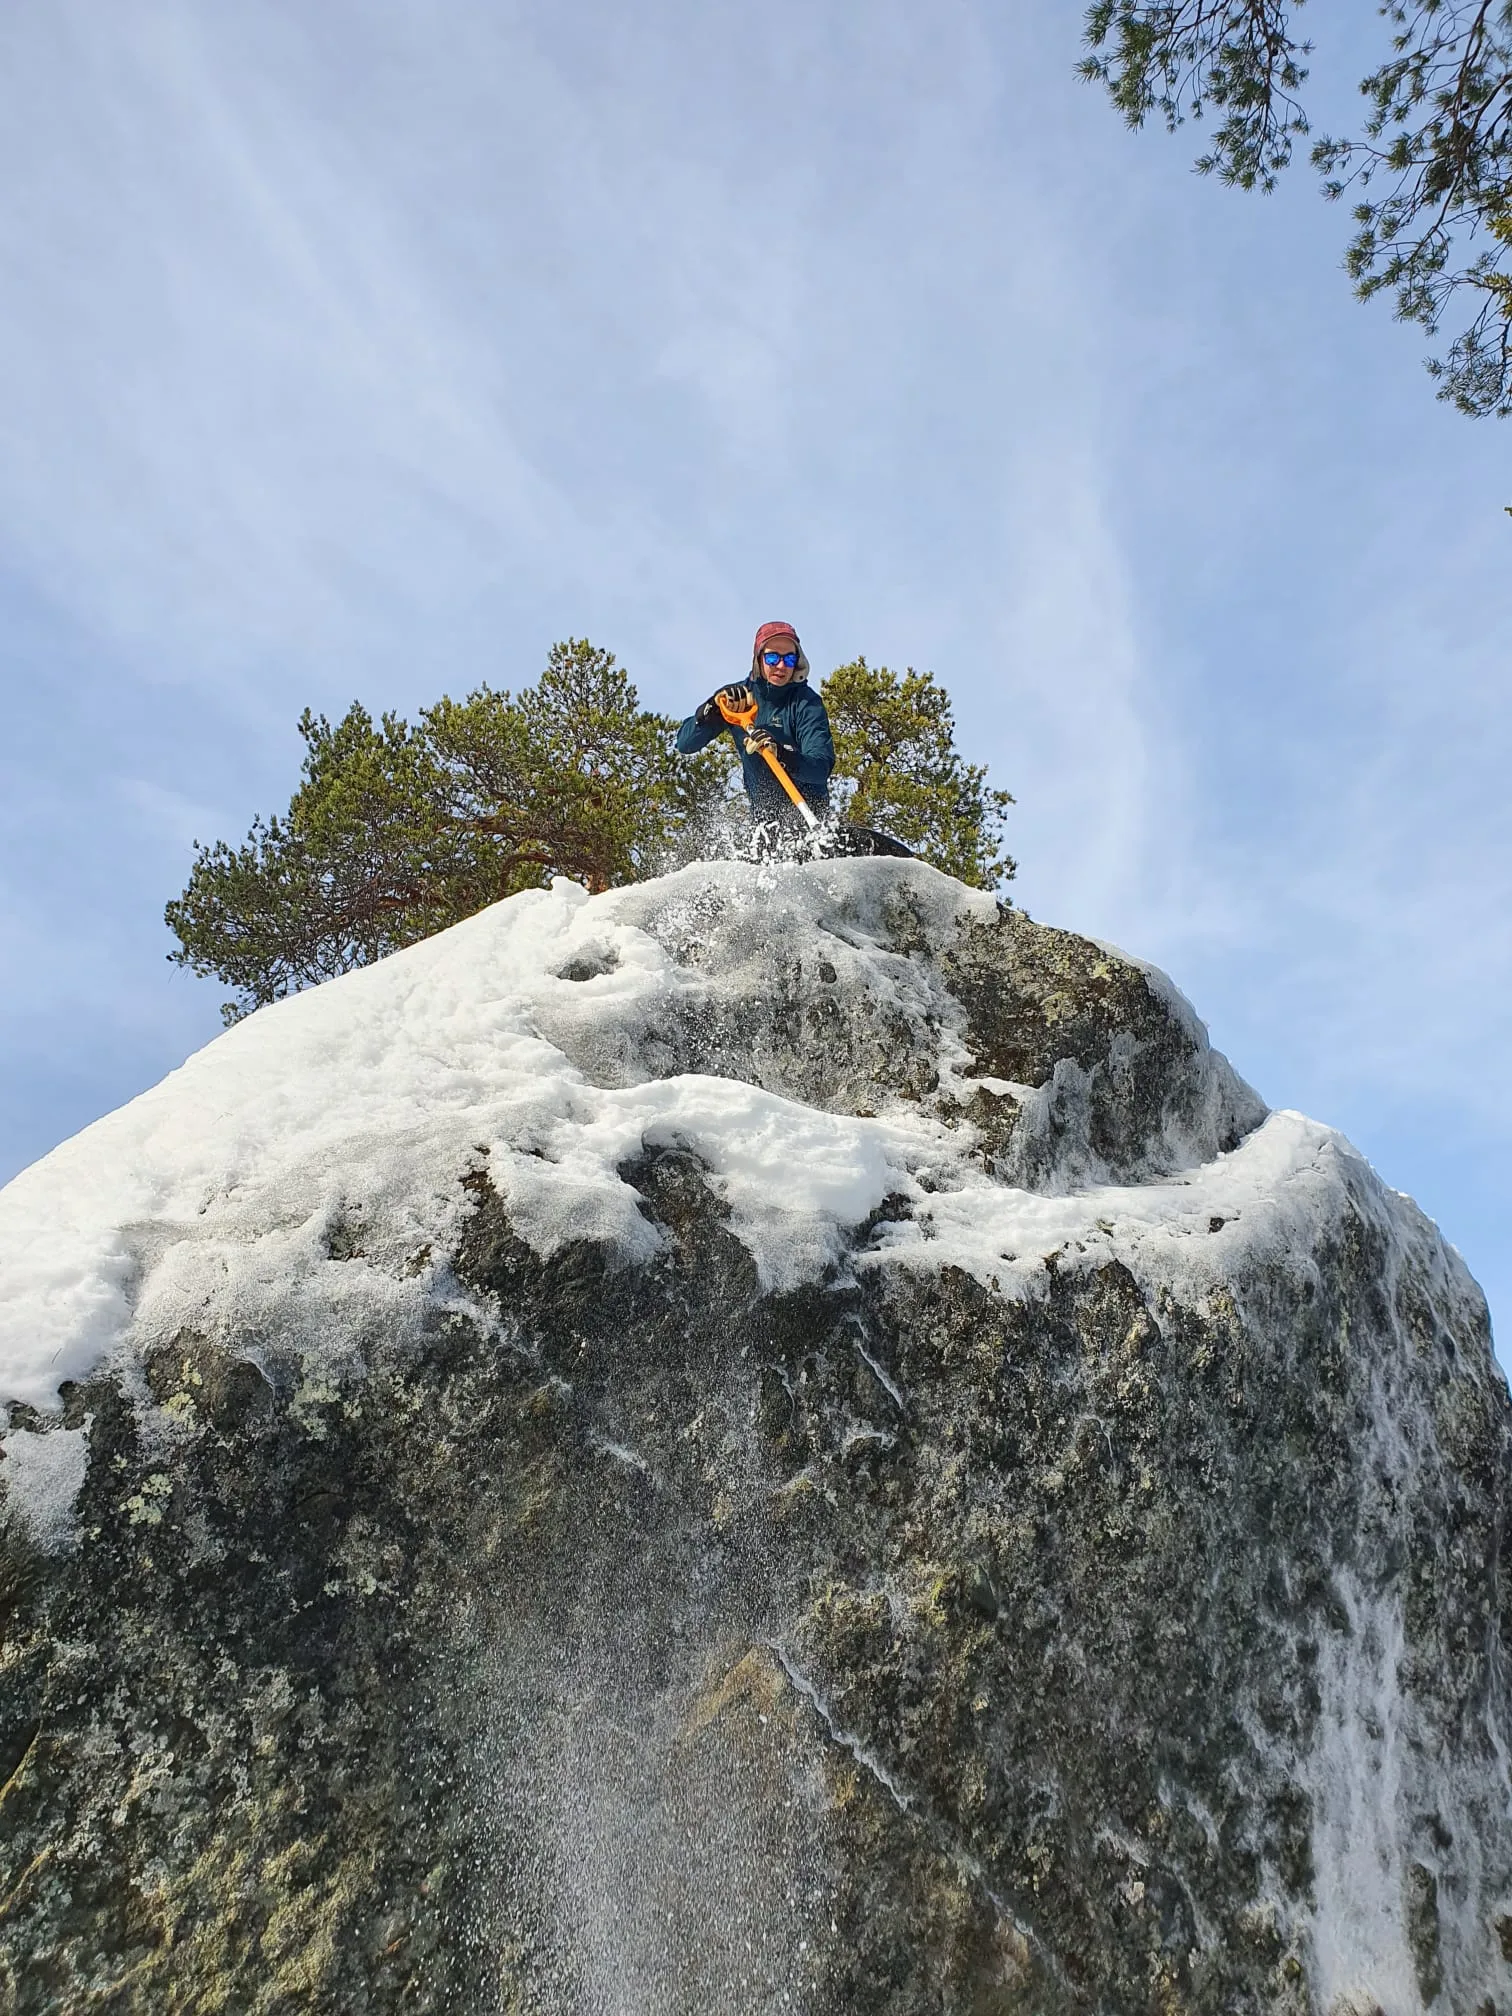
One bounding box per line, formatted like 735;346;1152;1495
821;658;1015;890
166;640;735;1022
1080;0;1512;416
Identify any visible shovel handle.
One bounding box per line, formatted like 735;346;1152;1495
717;692;821;829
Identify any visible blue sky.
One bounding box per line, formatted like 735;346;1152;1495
2;0;1508;1356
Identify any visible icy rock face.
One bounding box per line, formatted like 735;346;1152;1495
531;866;1265;1192
0;860;1508;2016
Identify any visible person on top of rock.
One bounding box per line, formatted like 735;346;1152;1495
675;620;835;822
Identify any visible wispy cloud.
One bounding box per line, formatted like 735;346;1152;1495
0;3;584;704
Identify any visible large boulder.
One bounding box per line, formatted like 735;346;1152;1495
0;860;1507;2014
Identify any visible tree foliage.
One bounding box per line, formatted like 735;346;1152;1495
1080;0;1512;415
820;658;1016;890
166;640;735;1022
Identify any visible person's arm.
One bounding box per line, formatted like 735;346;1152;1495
782;688;835;795
675;688;747;755
675;710;724;755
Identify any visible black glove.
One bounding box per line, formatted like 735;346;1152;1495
744;726;778;755
695;684;754;725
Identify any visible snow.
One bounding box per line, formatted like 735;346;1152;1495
498;1074;917;1294
3;1423;89;1551
1304;1570;1427;2016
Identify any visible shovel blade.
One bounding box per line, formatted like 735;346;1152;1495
745;818;913;863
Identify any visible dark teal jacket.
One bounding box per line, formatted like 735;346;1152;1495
676;678;835;814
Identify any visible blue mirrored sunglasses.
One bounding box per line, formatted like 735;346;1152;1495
762;650;798;669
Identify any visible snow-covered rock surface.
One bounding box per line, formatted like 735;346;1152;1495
0;860;1264;1410
0;860;1507;2014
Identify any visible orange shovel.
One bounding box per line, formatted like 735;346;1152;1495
716;689;822;831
